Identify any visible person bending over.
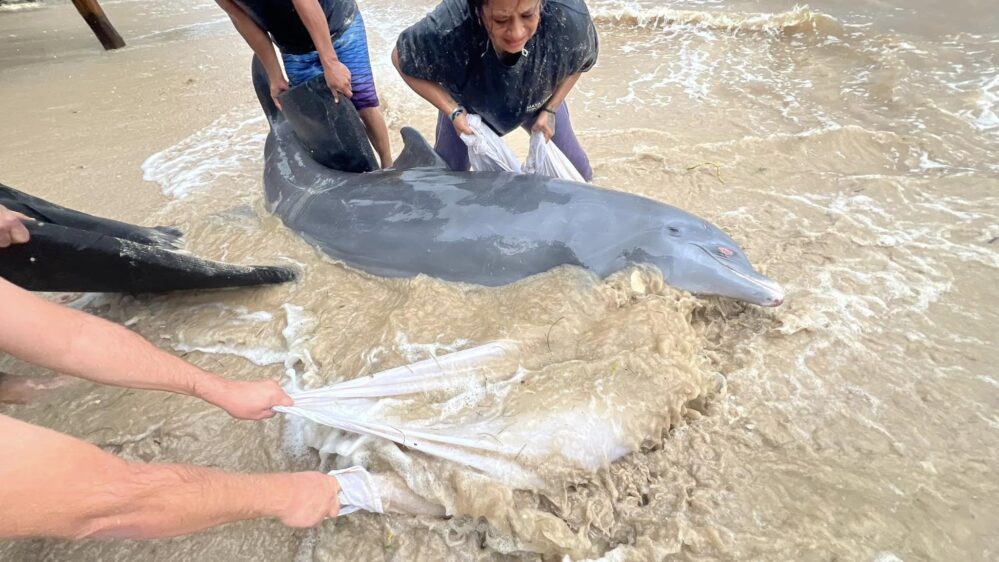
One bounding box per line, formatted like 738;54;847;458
394;0;598;180
217;0;394;167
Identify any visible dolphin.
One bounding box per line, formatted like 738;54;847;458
0;182;295;293
253;59;784;307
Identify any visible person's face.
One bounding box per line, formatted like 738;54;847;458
480;0;541;54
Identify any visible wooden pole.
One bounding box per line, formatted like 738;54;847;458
71;0;125;51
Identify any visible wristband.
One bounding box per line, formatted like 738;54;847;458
541;107;557;116
449;106;467;122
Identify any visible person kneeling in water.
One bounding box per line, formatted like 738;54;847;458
0;210;342;538
393;0;598;180
217;0;394;167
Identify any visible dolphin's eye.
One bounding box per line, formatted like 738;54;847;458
667;226;681;237
718;246;735;258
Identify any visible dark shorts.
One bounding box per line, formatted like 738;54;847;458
281;11;379;111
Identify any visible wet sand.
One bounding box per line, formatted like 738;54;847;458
1;0;997;560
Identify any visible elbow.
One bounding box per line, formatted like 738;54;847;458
391;47;402;74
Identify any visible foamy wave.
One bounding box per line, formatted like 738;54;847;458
960;74;999;133
141;110;266;199
0;1;42;12
590;4;843;36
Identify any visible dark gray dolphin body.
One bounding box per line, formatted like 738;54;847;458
254;60;784;306
0;182;295;293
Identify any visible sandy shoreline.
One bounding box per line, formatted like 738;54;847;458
2;0;998;560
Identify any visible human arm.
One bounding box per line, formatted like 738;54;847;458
391;47;472;135
531;72;582;142
291;0;352;101
0;277;291;420
215;0;289;109
0;414;340;539
0;203;30;248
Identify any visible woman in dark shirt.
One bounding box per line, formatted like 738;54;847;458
393;0;598;180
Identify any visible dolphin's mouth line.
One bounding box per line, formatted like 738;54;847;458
691;244;785;297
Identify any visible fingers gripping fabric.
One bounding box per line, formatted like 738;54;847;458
458;114;585;181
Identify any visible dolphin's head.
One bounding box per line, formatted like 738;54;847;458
647;215;784;307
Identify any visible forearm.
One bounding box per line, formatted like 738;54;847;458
291;0;338;66
0;277;224;399
392;48;458;114
0;414;306;540
545;72;582;110
216;0;284;82
73;464;299;540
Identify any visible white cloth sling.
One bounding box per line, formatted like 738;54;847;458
459;114;586;182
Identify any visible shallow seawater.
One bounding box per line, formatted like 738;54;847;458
0;0;997;560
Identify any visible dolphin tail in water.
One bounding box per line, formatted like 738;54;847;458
0;183;296;293
0;182;183;248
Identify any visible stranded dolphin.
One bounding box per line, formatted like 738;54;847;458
0;182;295;293
253;59;784;307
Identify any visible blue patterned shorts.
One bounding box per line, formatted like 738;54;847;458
282;11;379;111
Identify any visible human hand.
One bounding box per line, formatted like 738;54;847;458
200;378;293;420
277;472;341;527
531;110;555;142
452;112;473;136
270;75;290;111
323;60;352;103
0;204;30;248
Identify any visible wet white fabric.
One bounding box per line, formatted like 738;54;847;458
275;341;545;489
459;113;584;181
523;130;586;183
329;466;384;515
460;114;522;173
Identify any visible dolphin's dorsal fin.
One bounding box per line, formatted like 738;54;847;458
394;127;449;170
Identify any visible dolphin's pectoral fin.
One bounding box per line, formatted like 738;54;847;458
393;127;449;171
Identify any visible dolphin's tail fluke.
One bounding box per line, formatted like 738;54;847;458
0;184;296;294
0;182;182;249
1;222;296;293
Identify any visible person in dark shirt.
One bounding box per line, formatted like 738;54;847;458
217;0;394;167
393;0;598;180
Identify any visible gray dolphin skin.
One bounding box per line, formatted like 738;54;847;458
0;182;296;293
252;59;784;307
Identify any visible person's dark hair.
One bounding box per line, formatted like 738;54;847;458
468;0;544;19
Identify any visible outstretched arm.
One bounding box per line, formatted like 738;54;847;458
291;0;352;101
391;47;472;135
0;414;340;539
0;277;291;420
531;72;582;142
215;0;289;108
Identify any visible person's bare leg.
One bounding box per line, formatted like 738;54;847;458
358;107;393;168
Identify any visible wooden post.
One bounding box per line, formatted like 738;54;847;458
71;0;125;51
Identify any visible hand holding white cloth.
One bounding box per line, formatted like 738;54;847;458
459;114;585;181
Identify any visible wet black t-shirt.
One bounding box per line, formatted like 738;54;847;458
234;0;357;54
396;0;598;135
